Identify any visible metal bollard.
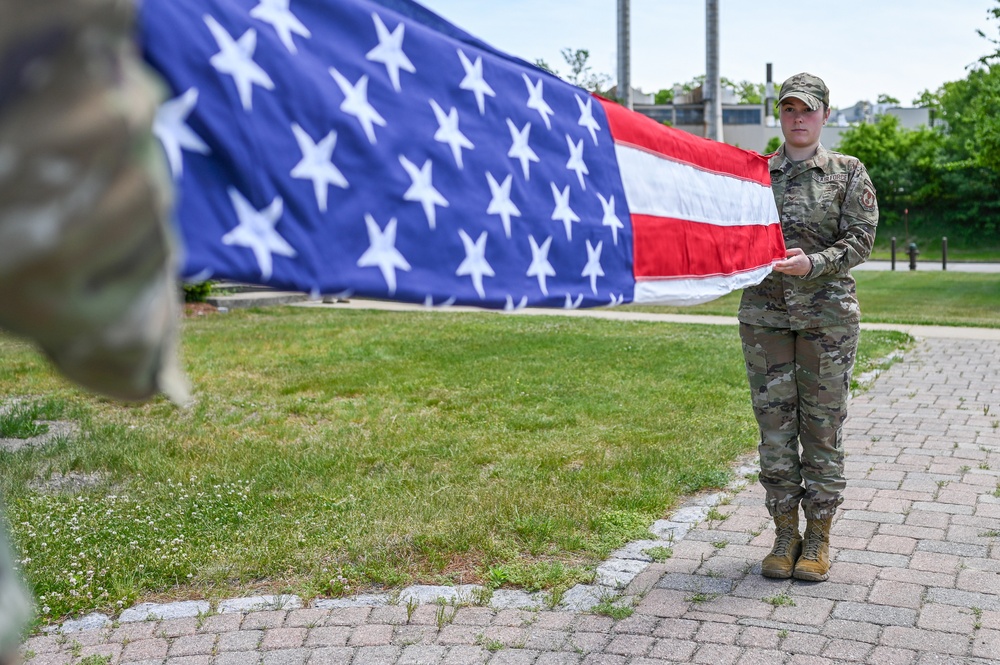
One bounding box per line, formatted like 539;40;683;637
942;237;948;271
891;237;896;271
908;242;919;271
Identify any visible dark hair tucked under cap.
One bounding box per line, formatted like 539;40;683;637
777;72;829;111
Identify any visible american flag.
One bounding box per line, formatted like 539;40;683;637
140;0;785;310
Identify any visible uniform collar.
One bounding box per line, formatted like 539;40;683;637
770;143;832;178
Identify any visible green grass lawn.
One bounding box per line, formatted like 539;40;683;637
626;271;1000;328
0;307;909;623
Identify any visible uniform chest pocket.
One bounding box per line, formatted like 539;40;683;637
770;173;786;216
808;183;846;229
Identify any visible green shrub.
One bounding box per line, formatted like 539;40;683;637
182;281;214;303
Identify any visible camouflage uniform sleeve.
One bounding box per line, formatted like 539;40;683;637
0;0;190;405
0;512;33;657
803;161;878;280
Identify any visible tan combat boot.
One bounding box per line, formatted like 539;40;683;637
761;510;802;579
793;516;833;581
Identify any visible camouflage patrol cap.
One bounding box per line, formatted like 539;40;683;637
777;72;830;111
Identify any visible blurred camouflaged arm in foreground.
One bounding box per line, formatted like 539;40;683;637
0;0;189;405
1;0;191;654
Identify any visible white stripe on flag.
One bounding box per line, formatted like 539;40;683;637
633;264;774;306
616;144;779;227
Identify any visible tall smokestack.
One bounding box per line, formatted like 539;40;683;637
765;63;776;126
617;0;632;109
704;0;722;141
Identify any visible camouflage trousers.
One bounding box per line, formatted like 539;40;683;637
739;322;859;519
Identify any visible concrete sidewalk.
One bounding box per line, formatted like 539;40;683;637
21;318;1000;663
294;297;1000;342
854;260;1000;273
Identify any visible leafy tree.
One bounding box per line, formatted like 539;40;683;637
540;48;612;95
764;136;782;154
912;88;941;108
654;88;673;105
729;79;765;105
959;0;1000;171
838;115;924;226
561;48;608;91
534;58;555;75
876;93;900;105
666;75;764;104
935;13;1000;174
838;108;999;239
674;75;704;97
975;1;1000;66
834;2;1000;241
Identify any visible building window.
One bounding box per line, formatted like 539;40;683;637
674;107;704;125
722;108;761;125
641;108;675;124
634;105;763;126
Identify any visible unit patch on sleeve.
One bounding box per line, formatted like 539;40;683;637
860;184;877;212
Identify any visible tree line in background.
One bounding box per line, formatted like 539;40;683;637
536;49;766;106
837;2;1000;244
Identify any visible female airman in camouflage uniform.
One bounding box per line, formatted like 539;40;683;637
739;73;878;581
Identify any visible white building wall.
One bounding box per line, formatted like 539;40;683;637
672;124;850;153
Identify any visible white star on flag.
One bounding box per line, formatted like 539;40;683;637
357;213;411;294
506;119;539;180
564;294;584;309
204;15;274;112
505;295;528;311
249;0;311;54
456;229;494;298
429;100;474;169
597;192;624;246
221;187;295;280
399;155;449;229
526;235;556;296
582;239;604;294
565;134;588;190
153;87;210;178
329;67;386;144
522;74;554;130
289;123;348;212
576;94;602;145
424;295;456;307
366;13;415;92
457;50;495;115
485;172;521;239
550;183;580;240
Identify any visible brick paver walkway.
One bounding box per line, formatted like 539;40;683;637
20;335;1000;664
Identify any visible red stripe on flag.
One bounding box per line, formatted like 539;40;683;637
596;95;772;187
632;214;786;279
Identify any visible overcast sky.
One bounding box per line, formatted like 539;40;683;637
417;0;998;109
